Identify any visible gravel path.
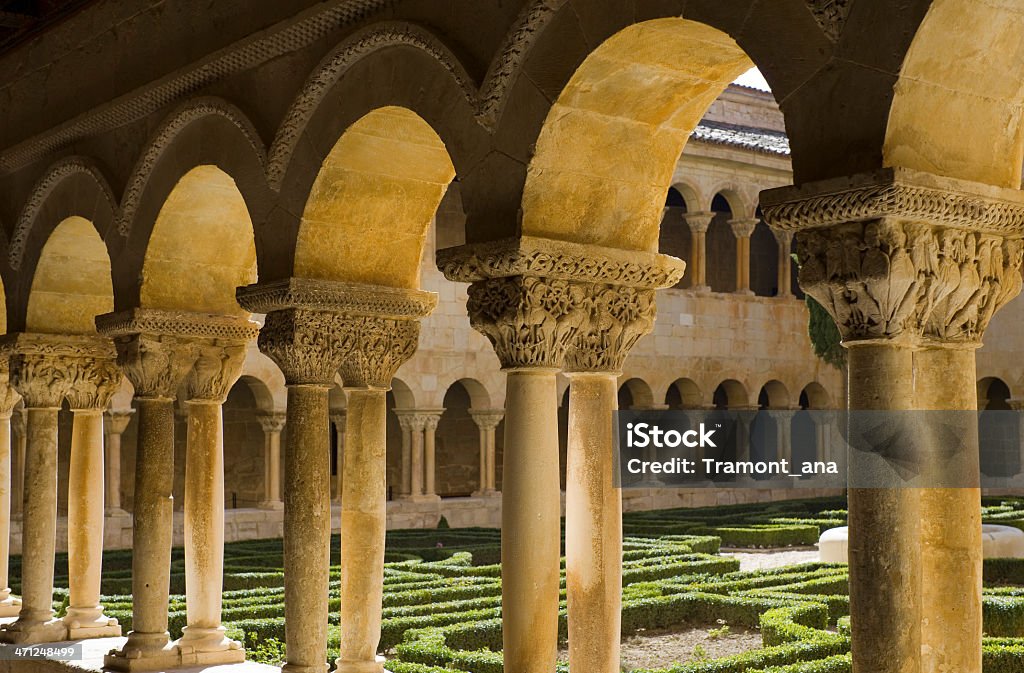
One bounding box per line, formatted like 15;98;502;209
720;548;820;571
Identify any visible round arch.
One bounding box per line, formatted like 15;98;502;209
666;378;704;409
799;382;833;410
618;378;654;410
713;379;749;409
758;379;791;409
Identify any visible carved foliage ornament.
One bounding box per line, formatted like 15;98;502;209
807;0;853;41
110;334;199;400
796;221;1024;345
336;316;420;390
0;334;120;409
185;343;248;403
258;309;350;387
565;285;657;373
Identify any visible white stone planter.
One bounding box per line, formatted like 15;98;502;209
818;524;1024;563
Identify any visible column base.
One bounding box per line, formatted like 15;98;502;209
176;625;244;660
282;664;330;673
104;640;180;672
0;617;68;644
257;500;284;510
64;611;121;640
0;595;21;618
335;654;386;673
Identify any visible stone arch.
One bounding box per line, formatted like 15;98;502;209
236;374;276;413
666;378;704;409
453;377;491;411
390;377;417;410
659;187;692;288
978;376;1017;478
713;379;749;409
750;217;779;297
25;216;113;335
758;379;791;409
436;380;480;497
799;382;833;410
884;0;1024;188
133;165;256;316
978;376;1013;411
669;180;704;212
618;377;654;409
222;377;267;508
291;106;456;289
10;157;118;273
707;185;754;221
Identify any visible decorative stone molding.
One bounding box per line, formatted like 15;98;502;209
237;278;436;387
0;0;398;173
469;409;504;431
807;0;853;42
117;98;266;236
10;157;118;270
442;237;684;370
96;308;259;399
763;169;1024;346
565;286;657;373
185;343;248;403
729;218;759;239
772;228;794;248
682;212;714;235
256;412;286;434
422;412;441;432
438;236;686;288
268;22;478;188
761;167;1024;237
104;410;135;436
0;333;118;409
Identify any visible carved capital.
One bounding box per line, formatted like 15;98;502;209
1;333;118;409
469;409;504;431
729;218;759;239
0;364;20;417
682;211;714;235
104;410;134;436
257;308;350;386
257;411;286;434
565;285;657;373
329;411;346;430
772;228;794;248
108;334;198;400
338;316;420;389
185;342;247;403
763;169;1024;346
423;413;440;432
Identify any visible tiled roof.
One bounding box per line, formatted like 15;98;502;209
691;120;790;157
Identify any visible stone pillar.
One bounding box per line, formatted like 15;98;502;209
335;300;432;673
395;411;413;497
257;412;285;509
237;278;435;673
97;312;199;670
773;229;794;297
10;410;23;520
438;237;684;673
770;409;796;464
729;218;758;295
0;371;19;618
0;335;89;644
469;410;503;496
422;412;441;497
683;212;713;291
330;411;345;503
177;338;254;665
408;414;425;498
763;167;1024;673
64;353;123;640
565;281;662;673
103;410;133;515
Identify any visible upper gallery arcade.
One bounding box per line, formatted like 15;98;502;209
0;2;1024;673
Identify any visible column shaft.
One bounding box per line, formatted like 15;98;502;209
486;425;497;492
565;373;621;673
847;345;920;673
476;424;487;494
399;422;412;497
736;236;751;293
691;230;707;288
10;413;23;519
65;410;119;637
283;385;331;673
0;412;17;616
915;347;982;673
423;420;437;497
104;426;122;512
409;422;424;497
502;370;561;673
336;389;388;673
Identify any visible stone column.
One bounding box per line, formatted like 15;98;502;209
565;281;665;673
394;411;413;497
0;335;84;644
97;312;199;671
238;278;435;673
64;352;123;640
683;212;713;291
335;295;432;673
10;410;23;520
773;229;794;297
770;409;796;464
422;412;441;497
729;218;758;295
103;410;133;515
330;411;345;503
762;167;1024;673
178;336;254;665
0;371;19;618
438;237;684;673
407;414;425;498
257;412;285;509
469;410;503;496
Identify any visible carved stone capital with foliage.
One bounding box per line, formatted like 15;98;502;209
1;333;118;409
762;168;1024;347
444;237;684;370
337;315;420;390
682;212;714;235
469;409;504;431
257;411;286;434
256;308;350;386
185;343;248;403
565;285;657;373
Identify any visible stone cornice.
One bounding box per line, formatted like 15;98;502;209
236;278;437;320
436;236;686;289
761;167;1024;236
95;308;260;344
0;332;116;360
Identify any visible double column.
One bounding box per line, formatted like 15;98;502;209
439;235;683;673
682;212;713;292
763;167;1024;673
0;334;121;644
238;278;434;673
257;412;285;509
397;410;443;501
469;409;502;496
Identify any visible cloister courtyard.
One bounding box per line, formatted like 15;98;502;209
2;1;1024;672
